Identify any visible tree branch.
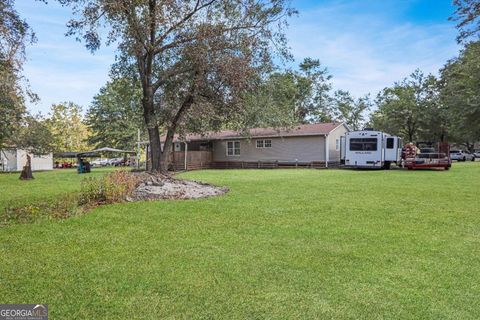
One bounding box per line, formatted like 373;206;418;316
154;0;217;48
154;22;264;55
152;65;194;91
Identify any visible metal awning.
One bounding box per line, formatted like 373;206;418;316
55;148;136;158
54;152;100;158
88;147;136;154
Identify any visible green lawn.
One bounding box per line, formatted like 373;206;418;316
0;168;113;212
1;163;479;319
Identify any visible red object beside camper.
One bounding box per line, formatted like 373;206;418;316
403;142;451;170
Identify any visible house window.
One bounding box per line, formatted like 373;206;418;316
227;141;240;156
256;139;272;148
335;139;340;151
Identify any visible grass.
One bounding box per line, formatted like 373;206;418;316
0;168;113;212
1;163;479;319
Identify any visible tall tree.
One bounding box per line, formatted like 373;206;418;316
439;41;480;150
0;0;36;149
451;0;480;42
240;58;333;126
86;78;145;150
416;76;448;142
227;72;298;130
370;70;439;142
61;0;295;173
1;0;52;179
295;58;333;123
45;102;90;152
332;90;371;131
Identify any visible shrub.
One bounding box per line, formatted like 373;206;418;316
79;171;140;206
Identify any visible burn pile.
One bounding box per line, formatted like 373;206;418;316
129;172;228;201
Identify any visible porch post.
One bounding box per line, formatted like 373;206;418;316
184;141;188;171
136;129;141;170
146;144;150;171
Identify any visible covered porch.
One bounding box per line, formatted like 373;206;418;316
145;140;213;171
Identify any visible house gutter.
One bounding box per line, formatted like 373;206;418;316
325;133;329;168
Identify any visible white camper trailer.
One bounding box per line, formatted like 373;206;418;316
340;130;402;169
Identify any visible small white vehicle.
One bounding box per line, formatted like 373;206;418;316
340;130;402;169
91;158;109;167
450;150;475;161
474;150;480;158
90;158;102;167
106;158;121;166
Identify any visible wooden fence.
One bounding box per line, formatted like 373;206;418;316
150;150;335;171
210;160;331;169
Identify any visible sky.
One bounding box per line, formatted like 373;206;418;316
16;0;460;115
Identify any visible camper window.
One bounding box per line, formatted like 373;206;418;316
386;138;394;149
350;138;377;151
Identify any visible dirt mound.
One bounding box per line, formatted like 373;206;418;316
129;172;227;201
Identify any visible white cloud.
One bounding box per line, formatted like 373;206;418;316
18;0;460;115
286;1;460;98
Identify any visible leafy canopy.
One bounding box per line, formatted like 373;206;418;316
86;78;144;150
45;102;91;152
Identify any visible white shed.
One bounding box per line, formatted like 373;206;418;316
0;148;53;172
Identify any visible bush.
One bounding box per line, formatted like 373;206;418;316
79;171;140;206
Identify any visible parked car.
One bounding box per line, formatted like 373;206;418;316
110;157;125;166
90;158;101;167
104;158;118;166
91;158;109;166
450;150;475;161
474;150;480;158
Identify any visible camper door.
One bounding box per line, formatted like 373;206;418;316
384;137;399;162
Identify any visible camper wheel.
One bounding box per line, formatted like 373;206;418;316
384;161;391;170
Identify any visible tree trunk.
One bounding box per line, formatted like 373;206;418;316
160;141;171;173
465;142;474;153
142;85;164;173
147;126;163;172
407;124;415;143
159;93;195;174
19;154;34;180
